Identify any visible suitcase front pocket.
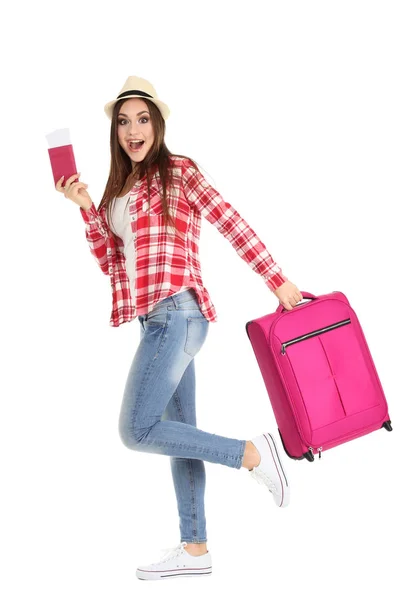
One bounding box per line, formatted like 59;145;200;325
281;319;351;354
278;319;380;431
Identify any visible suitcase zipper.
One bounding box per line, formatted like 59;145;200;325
309;446;323;459
281;318;351;354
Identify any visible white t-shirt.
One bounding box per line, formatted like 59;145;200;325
107;192;191;303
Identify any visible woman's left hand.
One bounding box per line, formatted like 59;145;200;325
272;281;303;311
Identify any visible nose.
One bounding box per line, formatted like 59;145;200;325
129;123;142;136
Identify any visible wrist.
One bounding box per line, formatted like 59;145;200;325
265;272;288;291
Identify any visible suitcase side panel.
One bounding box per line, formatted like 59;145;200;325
247;320;306;458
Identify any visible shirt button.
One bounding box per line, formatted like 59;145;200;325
109;267;113;274
107;249;112;256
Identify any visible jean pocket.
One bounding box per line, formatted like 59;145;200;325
145;310;168;327
184;317;209;357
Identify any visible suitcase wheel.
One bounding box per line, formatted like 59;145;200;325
382;420;393;432
278;429;307;461
303;450;315;462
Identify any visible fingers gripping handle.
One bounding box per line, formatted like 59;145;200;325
275;291;318;313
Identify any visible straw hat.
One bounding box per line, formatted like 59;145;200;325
104;76;170;121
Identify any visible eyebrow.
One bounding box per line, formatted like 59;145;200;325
118;111;149;117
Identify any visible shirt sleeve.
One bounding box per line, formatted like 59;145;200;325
79;202;110;276
181;159;288;291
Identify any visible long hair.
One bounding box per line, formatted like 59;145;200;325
98;97;203;239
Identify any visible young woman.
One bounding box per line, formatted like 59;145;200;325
55;76;303;581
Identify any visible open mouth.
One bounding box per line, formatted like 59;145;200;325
129;141;145;151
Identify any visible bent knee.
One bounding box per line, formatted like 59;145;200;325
118;423;141;449
118;423;151;449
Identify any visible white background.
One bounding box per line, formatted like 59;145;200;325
1;0;399;597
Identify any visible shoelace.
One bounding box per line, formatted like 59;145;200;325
249;466;277;493
158;542;187;563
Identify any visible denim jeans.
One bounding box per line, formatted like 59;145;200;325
118;287;247;543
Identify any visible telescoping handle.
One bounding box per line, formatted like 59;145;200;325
275;291;318;313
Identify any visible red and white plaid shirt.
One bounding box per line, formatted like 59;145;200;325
80;156;287;327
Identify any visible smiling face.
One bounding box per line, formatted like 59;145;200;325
117;97;155;168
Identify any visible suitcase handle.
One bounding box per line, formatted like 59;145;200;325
275;291;318;313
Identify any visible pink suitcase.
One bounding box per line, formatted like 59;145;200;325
245;291;392;461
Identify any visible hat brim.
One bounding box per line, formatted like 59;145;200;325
104;96;170;121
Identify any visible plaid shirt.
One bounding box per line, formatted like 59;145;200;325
80;156;287;327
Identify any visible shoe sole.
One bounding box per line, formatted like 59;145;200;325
260;433;290;507
136;568;212;580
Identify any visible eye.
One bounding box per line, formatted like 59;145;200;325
118;117;149;125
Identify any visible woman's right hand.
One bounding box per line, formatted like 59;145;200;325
55;172;93;210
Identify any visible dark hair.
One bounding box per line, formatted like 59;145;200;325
98;97;203;239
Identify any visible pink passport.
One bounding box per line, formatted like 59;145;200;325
45;128;79;187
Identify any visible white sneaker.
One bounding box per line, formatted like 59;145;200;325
249;432;290;507
136;541;212;580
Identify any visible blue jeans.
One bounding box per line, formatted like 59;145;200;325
118;288;247;543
